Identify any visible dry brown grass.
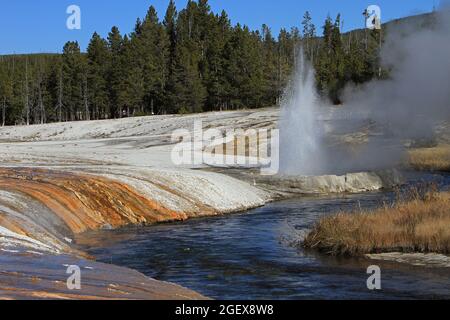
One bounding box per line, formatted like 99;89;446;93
408;145;450;171
304;187;450;256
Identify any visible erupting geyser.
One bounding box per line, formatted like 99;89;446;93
279;50;324;176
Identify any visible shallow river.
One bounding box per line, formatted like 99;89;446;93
82;173;450;300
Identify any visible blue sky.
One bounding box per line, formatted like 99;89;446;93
0;0;437;54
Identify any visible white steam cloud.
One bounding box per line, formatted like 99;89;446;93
280;8;450;176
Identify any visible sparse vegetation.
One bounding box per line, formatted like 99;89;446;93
304;185;450;256
408;145;450;172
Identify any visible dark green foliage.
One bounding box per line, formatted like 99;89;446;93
86;32;109;119
0;1;430;125
315;15;346;104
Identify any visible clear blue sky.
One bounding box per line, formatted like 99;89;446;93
0;0;437;54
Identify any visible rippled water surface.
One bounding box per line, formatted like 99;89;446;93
82;173;450;299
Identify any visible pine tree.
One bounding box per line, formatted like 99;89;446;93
315;15;346;104
277;28;293;100
344;36;370;84
224;25;264;109
107;26;125;118
24;57;30;125
36;62;47;124
122;34;144;116
138;6;169;115
62;41;84;121
170;1;207;113
163;0;179;113
0;63;12;126
261;24;279;105
302;11;316;60
203;10;231;111
87;32;109;119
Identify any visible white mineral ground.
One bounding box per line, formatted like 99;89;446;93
0;107;406;299
366;253;450;268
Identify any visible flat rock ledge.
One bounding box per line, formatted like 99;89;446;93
0;250;208;300
366;252;450;268
253;169;403;196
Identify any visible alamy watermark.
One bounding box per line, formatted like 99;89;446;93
171;120;279;175
366;265;381;290
66;5;81;30
66;265;81;290
365;5;381;30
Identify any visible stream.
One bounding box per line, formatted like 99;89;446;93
81;172;450;300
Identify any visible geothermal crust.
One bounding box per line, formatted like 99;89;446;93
0;108;402;299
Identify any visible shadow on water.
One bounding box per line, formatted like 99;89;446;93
79;172;450;300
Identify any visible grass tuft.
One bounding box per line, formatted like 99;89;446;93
303;185;450;256
408;145;450;172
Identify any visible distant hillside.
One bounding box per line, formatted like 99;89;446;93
345;12;435;38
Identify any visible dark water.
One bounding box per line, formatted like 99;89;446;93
82;173;450;300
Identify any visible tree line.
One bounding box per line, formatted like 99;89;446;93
0;0;384;126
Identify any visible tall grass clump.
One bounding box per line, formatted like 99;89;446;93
408;145;450;172
304;184;450;256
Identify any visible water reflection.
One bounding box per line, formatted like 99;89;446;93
81;186;450;300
